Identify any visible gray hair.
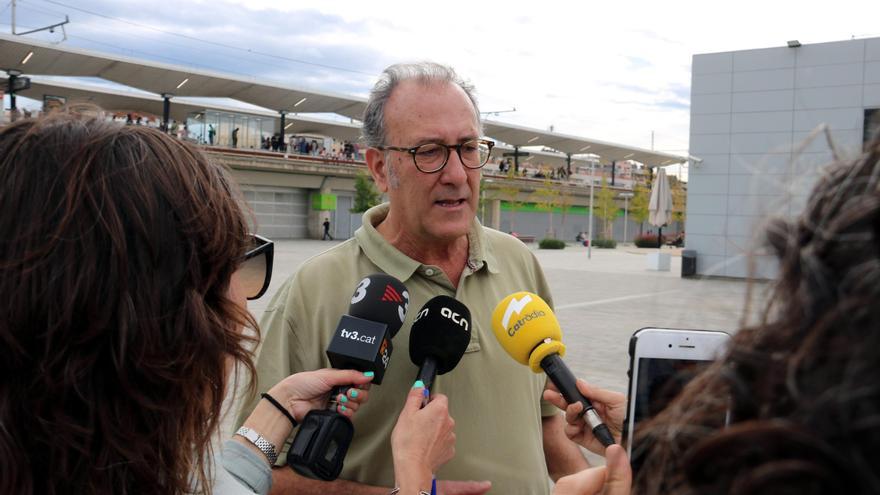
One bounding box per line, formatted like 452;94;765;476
362;62;482;147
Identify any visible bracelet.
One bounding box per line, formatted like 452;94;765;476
389;488;430;495
235;426;278;465
261;392;298;427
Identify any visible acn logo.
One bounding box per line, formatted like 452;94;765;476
381;284;403;303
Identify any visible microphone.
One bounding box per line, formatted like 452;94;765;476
490;291;615;447
326;273;409;385
409;296;472;400
288;274;409;481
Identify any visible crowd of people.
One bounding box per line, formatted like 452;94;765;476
1;61;878;495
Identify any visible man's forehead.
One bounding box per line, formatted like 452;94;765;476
385;80;479;138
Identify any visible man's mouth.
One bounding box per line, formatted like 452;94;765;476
435;199;466;207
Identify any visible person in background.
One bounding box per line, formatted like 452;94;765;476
0;113;456;495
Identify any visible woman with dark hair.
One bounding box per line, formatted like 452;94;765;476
546;133;880;494
0;114;454;495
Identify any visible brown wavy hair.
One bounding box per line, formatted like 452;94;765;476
0;114;258;494
632;134;880;494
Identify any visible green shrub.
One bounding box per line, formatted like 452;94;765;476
634;234;666;248
593;238;617;249
539;238;566;249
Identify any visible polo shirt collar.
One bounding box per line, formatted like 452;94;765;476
354;203;500;284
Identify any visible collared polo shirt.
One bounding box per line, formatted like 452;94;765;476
235;203;557;494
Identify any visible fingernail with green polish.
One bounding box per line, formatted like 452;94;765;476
350;390;359;398
413;380;424;388
340;405;347;412
364;371;375;377
340;395;348;403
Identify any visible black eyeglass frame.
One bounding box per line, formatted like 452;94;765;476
243;234;274;300
377;139;495;173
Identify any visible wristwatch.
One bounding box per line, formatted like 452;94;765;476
235;426;278;465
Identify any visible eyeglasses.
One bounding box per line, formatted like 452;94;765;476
239;234;274;300
377;139;495;173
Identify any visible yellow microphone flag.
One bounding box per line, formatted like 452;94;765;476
491;291;564;371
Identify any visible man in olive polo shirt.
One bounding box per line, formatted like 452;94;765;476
235;62;590;494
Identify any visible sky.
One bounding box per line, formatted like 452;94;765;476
5;0;880;174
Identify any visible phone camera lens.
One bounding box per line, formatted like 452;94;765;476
668;344;672;348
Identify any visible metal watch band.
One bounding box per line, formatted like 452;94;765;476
389;488;430;494
235;426;278;465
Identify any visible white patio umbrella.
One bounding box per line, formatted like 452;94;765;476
648;167;673;248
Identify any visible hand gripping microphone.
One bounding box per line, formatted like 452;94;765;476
288;274;409;481
490;291;615;447
409;295;472;401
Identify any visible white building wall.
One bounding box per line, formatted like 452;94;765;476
687;37;880;278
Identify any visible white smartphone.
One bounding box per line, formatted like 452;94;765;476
622;327;730;473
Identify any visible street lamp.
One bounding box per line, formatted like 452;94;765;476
618;192;634;244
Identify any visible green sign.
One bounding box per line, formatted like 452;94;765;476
312;193;337;211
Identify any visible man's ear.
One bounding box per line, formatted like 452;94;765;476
366;147;390;193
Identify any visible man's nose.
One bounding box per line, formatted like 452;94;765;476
439;147;468;184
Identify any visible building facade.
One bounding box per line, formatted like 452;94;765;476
686;37;880;278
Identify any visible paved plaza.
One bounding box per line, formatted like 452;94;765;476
225;239;769;466
247;239;768;396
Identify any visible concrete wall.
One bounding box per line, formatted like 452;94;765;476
687;37;880;278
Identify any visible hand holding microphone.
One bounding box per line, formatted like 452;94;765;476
391;384;456;494
491;292;616;449
543;379;626;455
288;273;409;481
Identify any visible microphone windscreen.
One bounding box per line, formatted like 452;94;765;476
409;295;472;375
490;291;562;366
348;274;409;337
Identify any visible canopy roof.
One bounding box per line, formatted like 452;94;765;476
2;34;687;165
0;33;367;119
17;76;363;141
483;119;684;166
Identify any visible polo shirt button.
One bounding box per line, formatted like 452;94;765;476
425;268;434;276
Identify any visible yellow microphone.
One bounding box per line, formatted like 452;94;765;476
491;292;615;447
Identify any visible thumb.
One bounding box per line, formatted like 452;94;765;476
602;445;632;495
318;369;375;388
402;383;427;413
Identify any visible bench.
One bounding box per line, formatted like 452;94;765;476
516;235;536;243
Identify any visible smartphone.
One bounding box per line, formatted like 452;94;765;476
622;327;730;473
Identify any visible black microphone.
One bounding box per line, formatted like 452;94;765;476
288;274;409;481
409;296;472;401
326;273;409;386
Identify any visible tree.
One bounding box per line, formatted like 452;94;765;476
559;185;573;233
351;170;382;213
594;178;619;239
533;178;561;238
629;182;650;236
499;183;523;232
671;179;686;227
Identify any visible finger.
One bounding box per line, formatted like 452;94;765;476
563;422;586;440
576;379;626;409
346;387;368;404
318;368;375;388
551;467;606;495
437;479;492;495
542;388;569;412
602;445;632;495
564;401;586;424
335;391;360;412
401;382;427;414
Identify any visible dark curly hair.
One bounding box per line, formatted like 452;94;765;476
0;114;258;494
632;134;880;494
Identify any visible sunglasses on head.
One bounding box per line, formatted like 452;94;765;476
240;234;274;300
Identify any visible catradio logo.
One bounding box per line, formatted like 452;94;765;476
501;294;546;337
